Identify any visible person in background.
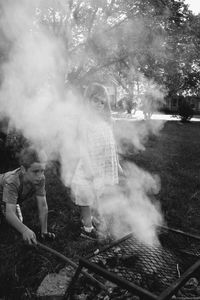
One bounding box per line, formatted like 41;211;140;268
71;82;123;240
0;146;55;245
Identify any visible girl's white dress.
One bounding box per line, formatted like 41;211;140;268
71;119;119;206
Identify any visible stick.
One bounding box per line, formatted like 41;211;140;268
36;242;108;291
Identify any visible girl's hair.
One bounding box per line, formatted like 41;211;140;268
84;82;111;120
19;147;46;169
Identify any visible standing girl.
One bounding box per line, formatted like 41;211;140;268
71;83;121;240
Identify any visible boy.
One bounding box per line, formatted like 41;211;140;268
0;147;55;245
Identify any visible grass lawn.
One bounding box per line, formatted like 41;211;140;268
130;120;200;232
1;119;200;298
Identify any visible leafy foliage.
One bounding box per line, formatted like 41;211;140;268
0;0;200;111
178;98;194;122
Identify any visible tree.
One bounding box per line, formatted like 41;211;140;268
1;0;200;106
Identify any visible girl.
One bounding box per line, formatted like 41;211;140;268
71;83;121;240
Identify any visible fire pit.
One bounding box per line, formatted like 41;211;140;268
65;226;200;300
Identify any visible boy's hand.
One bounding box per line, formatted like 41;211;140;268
22;228;37;245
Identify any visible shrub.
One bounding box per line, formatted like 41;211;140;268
178;100;194;122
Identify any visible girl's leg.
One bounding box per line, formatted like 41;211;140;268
80;205;99;240
80;206;92;228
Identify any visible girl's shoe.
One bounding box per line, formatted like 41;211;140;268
80;217;101;230
92;217;107;233
91;216;101;229
80;227;98;241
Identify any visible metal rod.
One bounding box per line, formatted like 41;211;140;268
63;265;83;300
86;232;133;259
159;225;200;241
80;257;158;300
35;242;108;292
157;259;200;300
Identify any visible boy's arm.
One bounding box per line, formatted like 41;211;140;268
36;195;48;234
5;203;37;245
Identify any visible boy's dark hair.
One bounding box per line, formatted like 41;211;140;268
19;147;43;169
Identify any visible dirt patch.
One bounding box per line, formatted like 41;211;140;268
37;266;74;297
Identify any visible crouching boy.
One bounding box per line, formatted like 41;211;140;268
0;147;55;245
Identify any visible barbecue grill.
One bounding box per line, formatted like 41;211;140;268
64;226;200;300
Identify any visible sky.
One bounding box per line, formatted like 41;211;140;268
185;0;200;14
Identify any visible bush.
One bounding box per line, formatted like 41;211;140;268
178;100;194;122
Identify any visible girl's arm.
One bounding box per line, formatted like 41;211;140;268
81;142;95;180
79;121;96;180
112;119;124;176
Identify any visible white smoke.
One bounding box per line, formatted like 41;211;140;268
0;0;165;246
0;0;82;183
98;162;163;246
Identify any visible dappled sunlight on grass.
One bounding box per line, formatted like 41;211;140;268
112;110;200;122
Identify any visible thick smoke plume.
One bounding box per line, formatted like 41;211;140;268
0;0;165;246
0;0;82;184
99;162;163;246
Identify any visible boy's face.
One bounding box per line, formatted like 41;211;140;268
23;162;45;185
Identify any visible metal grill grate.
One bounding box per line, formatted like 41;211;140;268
90;236;179;293
65;226;200;300
87;227;200;293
